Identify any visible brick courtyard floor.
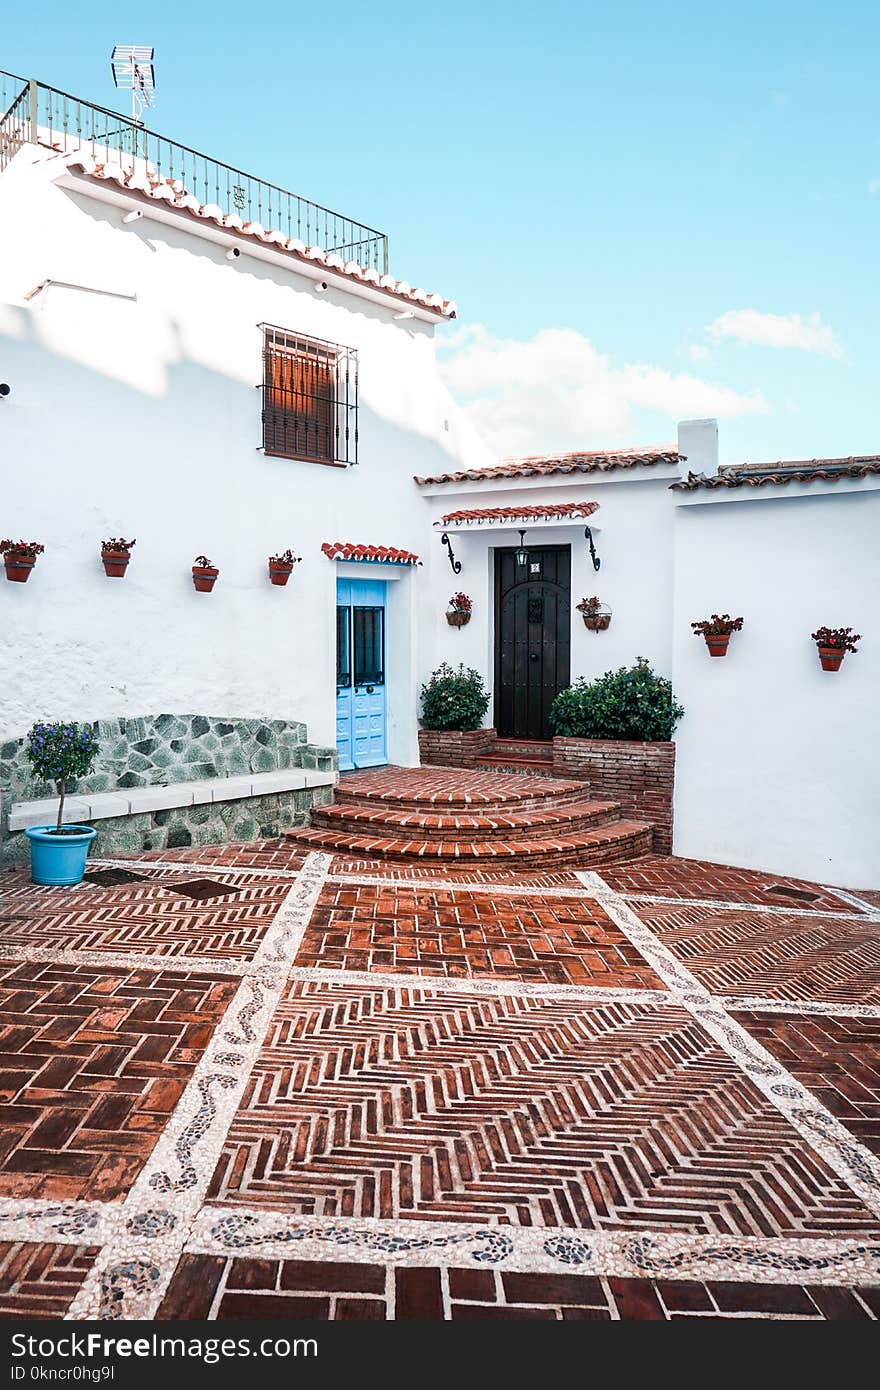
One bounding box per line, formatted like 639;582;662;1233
0;841;879;1320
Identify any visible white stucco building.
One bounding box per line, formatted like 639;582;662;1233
1;71;877;886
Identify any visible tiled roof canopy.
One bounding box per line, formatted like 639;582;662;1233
321;542;421;565
415;447;682;487
438;502;600;526
64;157;456;320
671;456;880;491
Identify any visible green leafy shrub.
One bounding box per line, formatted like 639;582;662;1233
420;663;490;731
549;658;684;742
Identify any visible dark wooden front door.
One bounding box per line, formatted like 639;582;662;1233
494;545;571;739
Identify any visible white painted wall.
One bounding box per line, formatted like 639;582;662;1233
0;150;495;756
418;470;679;710
672;486;880;888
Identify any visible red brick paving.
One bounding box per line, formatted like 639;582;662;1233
636;901;880;1006
336;766;587;808
207;979;880;1236
156;1254;880;1319
0;876;289;963
299;882;664;987
733;1012;880;1155
0;960;236;1199
600;855;855;913
0;1242;100;1318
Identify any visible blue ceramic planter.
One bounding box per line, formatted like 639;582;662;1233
24;824;97;886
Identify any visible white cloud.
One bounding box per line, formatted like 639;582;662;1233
706;308;844;358
438;325;766;456
686;343;712;363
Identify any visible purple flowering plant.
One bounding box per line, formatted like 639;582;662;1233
25;722;99;832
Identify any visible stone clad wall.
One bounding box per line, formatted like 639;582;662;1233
0;714;324;802
552;737;676;854
0;713;337;862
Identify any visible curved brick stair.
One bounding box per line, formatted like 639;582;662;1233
286;766;653;870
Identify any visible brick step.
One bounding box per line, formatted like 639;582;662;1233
473;756;557;778
335;770;589;814
311;797;621;841
285;820;653;870
489;739;554;759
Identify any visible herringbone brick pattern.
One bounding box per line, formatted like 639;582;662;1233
0;960;237;1199
208;979;880;1235
600;855;854;912
298;882;664;987
636;902;880;1005
0;876;288;963
157;1254;880;1319
0;1241;100;1318
733;1012;880;1155
126;845;307;871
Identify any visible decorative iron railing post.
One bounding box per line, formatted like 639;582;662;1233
27;78;37;144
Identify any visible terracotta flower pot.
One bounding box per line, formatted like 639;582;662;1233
102;549;131;578
192;565;219;593
269;563;294;587
817;645;844;672
3;554;35;583
446;609;470;627
704;633;731;657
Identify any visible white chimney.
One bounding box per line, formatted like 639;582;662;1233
677;418;718;478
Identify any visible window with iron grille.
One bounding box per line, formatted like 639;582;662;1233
260;324;358;466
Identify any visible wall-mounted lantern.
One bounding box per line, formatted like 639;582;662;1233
515;529;529;568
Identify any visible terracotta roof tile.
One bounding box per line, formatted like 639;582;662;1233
64;157;456;320
671;456;880;491
415;447;681;486
321;542;421;565
437;501;600;526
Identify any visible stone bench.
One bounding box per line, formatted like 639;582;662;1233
7;769;336;832
0;713;338;863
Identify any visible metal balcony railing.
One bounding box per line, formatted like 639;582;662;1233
0;68;389;273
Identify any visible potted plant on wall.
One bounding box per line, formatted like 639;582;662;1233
577;596;611;631
1;539;44;583
101;536;136;578
691;613;744;657
22;722;99;885
811;625;861;672
446;592;472;627
192;555;219;592
268;548;301;586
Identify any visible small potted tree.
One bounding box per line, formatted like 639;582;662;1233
446;592;472;627
192;555;219;592
101;536;136;578
22;722;99;885
1;539;44;583
691;613;744;657
811;625;861;672
268;548;301;586
577;596;611;631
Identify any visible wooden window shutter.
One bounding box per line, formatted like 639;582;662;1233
263;331;337;462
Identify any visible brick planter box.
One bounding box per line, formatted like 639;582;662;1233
418;728;496;768
552;736;676;854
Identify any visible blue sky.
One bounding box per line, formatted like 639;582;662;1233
5;2;877;462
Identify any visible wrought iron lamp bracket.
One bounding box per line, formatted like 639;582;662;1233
585;526;601;572
441;532;462;575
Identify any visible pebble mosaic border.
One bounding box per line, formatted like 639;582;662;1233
577;870;880;1219
0;850;878;1317
64;851;333;1320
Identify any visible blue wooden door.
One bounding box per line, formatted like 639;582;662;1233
336;578;387;770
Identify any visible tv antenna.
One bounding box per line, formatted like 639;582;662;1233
110;45;155;124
